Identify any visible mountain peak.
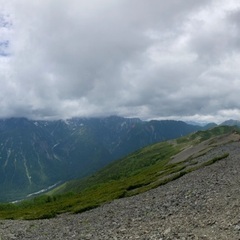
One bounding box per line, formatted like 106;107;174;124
221;119;240;126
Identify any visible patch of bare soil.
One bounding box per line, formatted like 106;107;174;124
170;132;240;164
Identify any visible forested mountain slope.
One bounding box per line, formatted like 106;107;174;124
0;116;202;201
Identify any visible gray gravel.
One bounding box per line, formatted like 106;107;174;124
0;142;240;240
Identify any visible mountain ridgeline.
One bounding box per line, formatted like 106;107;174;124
0;116;203;201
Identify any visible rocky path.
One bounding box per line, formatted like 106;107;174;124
0;142;240;240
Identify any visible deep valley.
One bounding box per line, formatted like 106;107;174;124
0;116;203;202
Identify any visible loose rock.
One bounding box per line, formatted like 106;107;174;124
0;142;239;239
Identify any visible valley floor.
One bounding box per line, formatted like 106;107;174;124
0;142;240;240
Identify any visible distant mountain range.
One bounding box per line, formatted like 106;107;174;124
0;116;237;202
220;119;240;127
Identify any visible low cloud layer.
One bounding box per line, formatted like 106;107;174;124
0;0;240;123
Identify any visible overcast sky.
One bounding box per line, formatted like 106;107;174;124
0;0;240;123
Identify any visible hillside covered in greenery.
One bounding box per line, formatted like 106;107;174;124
0;116;203;202
0;125;237;220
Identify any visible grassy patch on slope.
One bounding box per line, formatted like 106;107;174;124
0;126;236;220
177;125;238;144
0;142;180;219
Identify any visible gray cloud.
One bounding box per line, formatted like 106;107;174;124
0;0;240;123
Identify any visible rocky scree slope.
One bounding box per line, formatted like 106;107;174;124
0;137;239;239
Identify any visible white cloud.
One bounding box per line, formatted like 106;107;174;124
0;0;240;122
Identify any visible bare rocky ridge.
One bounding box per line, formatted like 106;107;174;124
0;142;240;239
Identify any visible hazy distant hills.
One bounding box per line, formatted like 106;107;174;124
220;119;240;127
0;115;231;202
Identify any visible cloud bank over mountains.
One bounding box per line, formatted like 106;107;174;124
0;0;240;123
